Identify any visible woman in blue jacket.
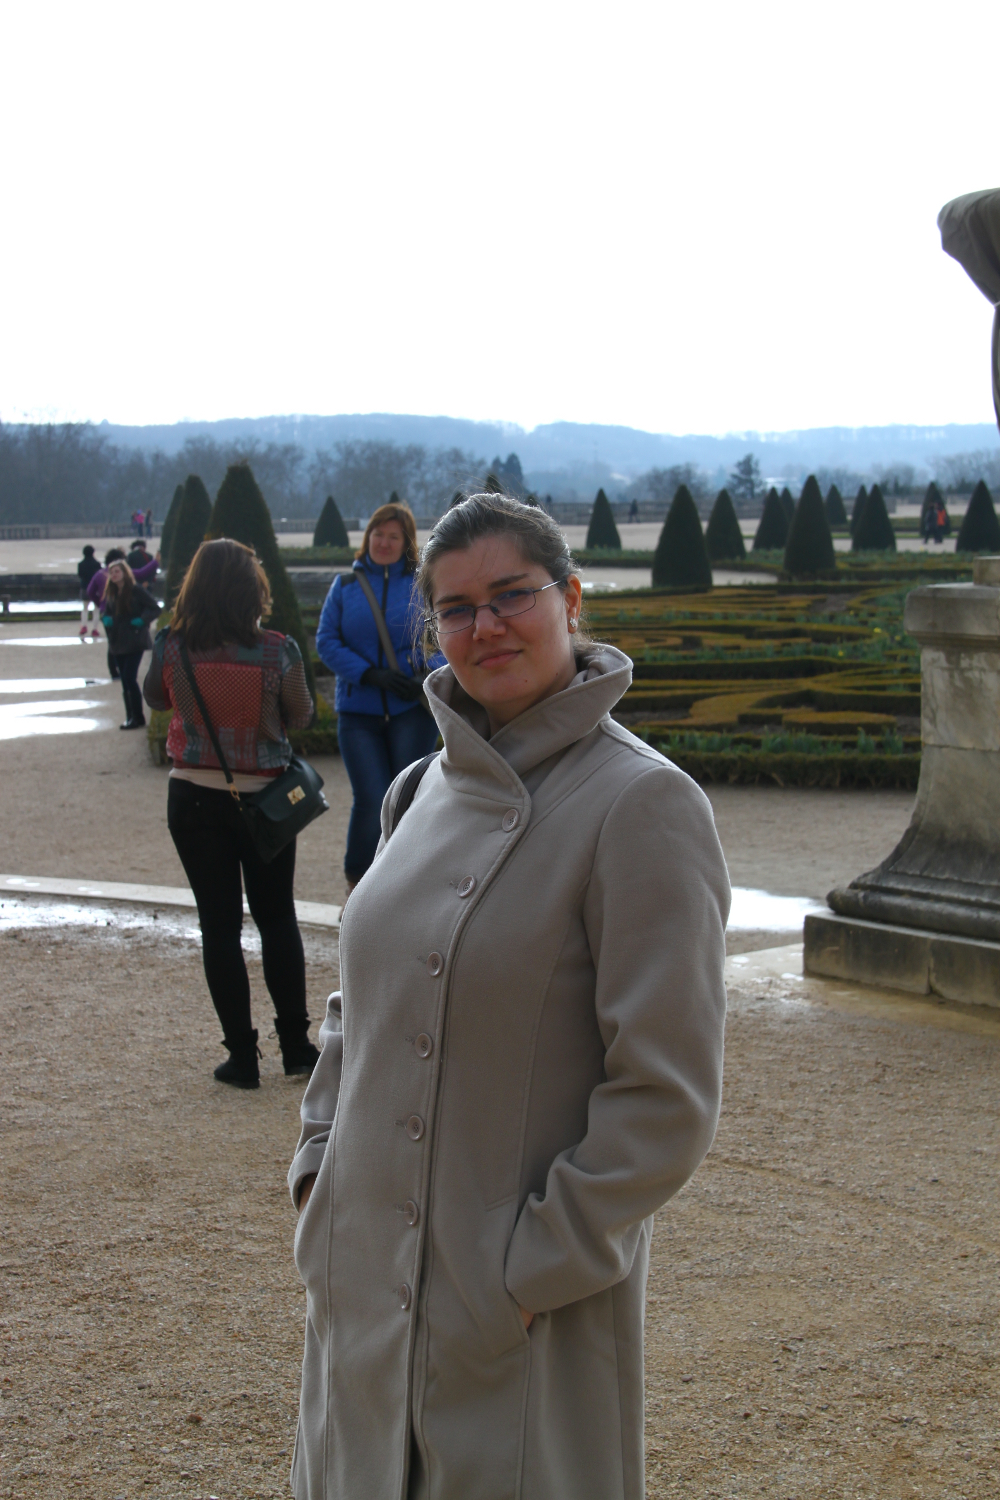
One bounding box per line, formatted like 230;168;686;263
316;501;442;890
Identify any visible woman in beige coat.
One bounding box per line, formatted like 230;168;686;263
288;494;730;1500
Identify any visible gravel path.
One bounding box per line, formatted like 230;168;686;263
1;910;996;1499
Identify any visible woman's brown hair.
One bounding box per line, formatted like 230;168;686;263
102;559;136;616
357;502;419;571
171;539;272;650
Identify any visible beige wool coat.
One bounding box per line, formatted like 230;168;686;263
288;644;730;1500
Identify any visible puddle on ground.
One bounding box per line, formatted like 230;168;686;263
0;678;108;693
0;698;108;739
0;897;204;942
0;636;105;647
2;600;83;613
727;887;825;931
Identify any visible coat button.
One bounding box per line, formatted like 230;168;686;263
457;875;476;898
399;1283;412;1310
403;1200;420;1227
426;951;443;976
405;1115;425;1140
415;1033;434;1058
502;809;520;832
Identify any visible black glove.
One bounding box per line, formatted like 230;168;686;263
362;667;423;702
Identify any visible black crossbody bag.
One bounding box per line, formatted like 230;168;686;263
178;639;328;864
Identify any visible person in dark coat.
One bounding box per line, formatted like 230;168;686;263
100;560;160;728
77;545;102;638
315;501;443;890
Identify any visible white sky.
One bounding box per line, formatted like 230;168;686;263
2;0;999;436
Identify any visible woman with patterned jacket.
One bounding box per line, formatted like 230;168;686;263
143;538;319;1090
315;501;442;893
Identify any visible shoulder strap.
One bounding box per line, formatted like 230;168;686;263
177;638;238;798
353;567;401;672
390;752;439;836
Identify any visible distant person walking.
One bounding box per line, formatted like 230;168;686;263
77;545;101;638
100;560;159;729
145;508;154;538
143;538;319;1089
316;501;442;892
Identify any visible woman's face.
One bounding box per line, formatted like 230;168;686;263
108;564;125;586
429;534;583;734
368;521;406;567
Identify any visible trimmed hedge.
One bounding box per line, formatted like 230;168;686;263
825;484;848;527
956;479;1000;552
850;485;868;537
705;488;746;561
313;495;350;548
160;484;184;572
586;488;621;549
652;486;713;589
852;483;896;551
779;488;796;524
164;474;212;604
784;474;835;576
649;746;920;789
753;488;789;550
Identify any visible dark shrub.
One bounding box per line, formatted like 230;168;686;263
852;483;896;551
313;495;350;548
784;474;835;576
585;488;621;549
705;488;746;560
160;484;183;572
825;484;847;527
850;485;868;536
652;486;713;589
920;482;951;539
165;475;211;604
753;488;789;550
780;488;796;524
209;462;315;697
956;479;1000;552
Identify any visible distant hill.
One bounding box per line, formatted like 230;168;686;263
100;413;1000;484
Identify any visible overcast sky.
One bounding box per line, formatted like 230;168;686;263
2;1;999;437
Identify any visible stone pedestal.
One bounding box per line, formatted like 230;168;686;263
804;557;1000;1007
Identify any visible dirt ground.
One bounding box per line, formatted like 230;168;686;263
2;614;997;1498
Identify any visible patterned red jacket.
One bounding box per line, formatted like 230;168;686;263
143;628;314;773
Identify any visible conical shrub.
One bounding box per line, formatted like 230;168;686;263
780;488;796;524
209;462;315;698
585;488;621;549
160;484;184;570
920;482;951;539
705;488;746;561
825;484;847;527
852;483;896;551
313;494;349;548
956;480;1000;552
784;474;836;576
652;486;713;590
753;488;789;550
165;475;212;604
850;485;868;537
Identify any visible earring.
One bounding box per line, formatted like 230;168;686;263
569;618;577;631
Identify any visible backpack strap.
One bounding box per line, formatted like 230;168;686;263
390;752;439;836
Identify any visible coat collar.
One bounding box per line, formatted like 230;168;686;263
355;554;410;580
424;644;633;790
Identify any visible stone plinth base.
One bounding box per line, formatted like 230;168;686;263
804;912;1000;1008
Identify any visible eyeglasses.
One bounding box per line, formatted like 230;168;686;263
428;580;562;635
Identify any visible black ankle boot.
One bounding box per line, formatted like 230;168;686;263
280;1036;320;1077
214;1030;261;1089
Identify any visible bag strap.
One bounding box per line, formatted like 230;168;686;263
353;566;401;673
177;638;240;802
390;752;439;836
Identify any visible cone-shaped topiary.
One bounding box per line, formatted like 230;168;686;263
850;485;868;536
165;475;212;604
652;486;713;590
753;488;789;550
209;462;315;698
825;484;847;527
784;474;836;576
705;488;746;560
956;479;1000;552
780;488;796;524
483;474;504;494
160;484;184;572
852;483;896;551
920;482;951;539
585;488;621;549
313;494;349;548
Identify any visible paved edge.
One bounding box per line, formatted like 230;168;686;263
0;873;342;930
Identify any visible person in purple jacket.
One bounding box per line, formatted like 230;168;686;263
316;501;442;891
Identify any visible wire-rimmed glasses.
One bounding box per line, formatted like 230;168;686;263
428;580;563;635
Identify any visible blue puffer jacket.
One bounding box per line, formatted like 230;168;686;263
316;554;443;717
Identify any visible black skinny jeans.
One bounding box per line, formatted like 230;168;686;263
115;650;145;723
167;778;309;1049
